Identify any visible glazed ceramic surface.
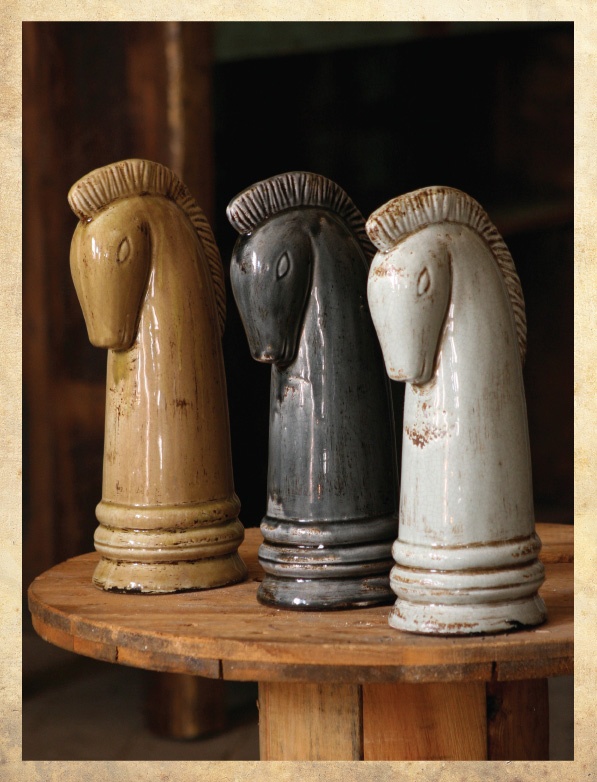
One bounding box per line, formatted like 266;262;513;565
228;171;398;609
366;186;546;634
68;159;246;592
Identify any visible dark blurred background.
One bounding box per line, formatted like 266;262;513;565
23;21;573;759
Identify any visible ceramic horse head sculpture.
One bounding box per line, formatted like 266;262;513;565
227;171;398;609
68;159;246;592
366;186;546;634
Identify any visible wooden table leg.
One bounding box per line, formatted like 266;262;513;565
146;673;226;740
258;680;547;760
487;678;549;759
362;681;488;760
258;681;362;760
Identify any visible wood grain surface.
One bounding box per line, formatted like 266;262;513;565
28;524;573;684
487;678;549;760
258;682;362;760
362;681;487;760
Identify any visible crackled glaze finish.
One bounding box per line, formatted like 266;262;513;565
68;159;246;592
228;172;398;610
366;186;546;634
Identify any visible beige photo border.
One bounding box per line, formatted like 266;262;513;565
4;3;593;780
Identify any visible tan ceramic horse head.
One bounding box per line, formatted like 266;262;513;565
69;159;246;592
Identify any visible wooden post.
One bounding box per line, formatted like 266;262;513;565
258;682;362;760
146;672;226;740
487;678;549;759
362;682;487;760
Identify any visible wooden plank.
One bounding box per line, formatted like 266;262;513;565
223;659;494;684
172;22;215;222
363;681;487;760
487;678;549;759
123;23;171;167
27;527;573;684
52;381;106;432
23;22;59;588
258;681;361;760
496;655;572;681
30;616;75;654
72;636;118;664
115;646;220;678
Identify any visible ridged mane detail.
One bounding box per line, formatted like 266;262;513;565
366;186;527;364
226;171;375;265
68;159;226;335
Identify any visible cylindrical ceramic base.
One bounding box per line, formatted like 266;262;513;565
92;516;247;593
256;572;393;610
388;594;547;635
389;555;547;635
92;551;247;593
261;514;398;546
257;529;395;609
258;540;394;577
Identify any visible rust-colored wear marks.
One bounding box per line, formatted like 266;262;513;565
372;263;403;278
405;423;445;448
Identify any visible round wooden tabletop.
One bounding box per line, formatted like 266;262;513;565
28;524;573;684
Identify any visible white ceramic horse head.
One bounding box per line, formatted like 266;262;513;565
69;159;246;592
367;186;546;634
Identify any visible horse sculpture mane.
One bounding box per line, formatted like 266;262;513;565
68;158;226;335
227;170;375;264
366;186;527;363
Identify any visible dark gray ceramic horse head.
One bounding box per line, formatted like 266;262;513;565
228;172;399;610
230;209;318;365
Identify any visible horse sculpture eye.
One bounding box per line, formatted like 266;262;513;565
417;267;431;296
117;237;131;264
276;252;290;279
